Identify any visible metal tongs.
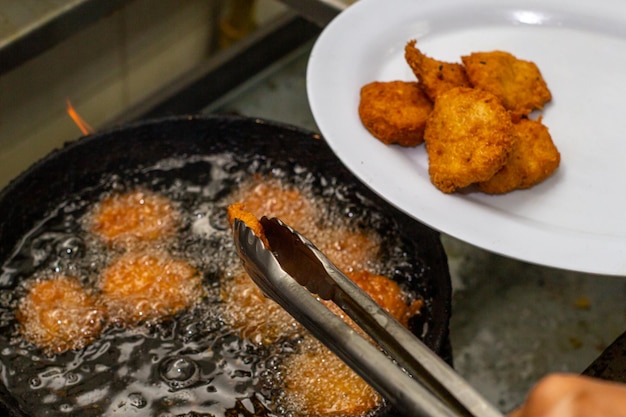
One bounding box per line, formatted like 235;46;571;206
232;217;504;417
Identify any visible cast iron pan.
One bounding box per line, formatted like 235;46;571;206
0;115;451;416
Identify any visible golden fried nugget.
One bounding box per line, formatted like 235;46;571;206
99;250;202;325
404;40;471;101
17;276;106;354
424;87;514;193
477;118;560;194
461;51;552;115
90;189;178;248
358;80;433;146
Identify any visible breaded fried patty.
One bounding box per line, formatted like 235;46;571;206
17;276;106;354
424;87;514;193
358;80;433;146
404;40;471;101
221;271;299;345
90;189;179;248
282;339;381;416
99;250;202;325
461;51;552;115
477;118;560;194
231;180;318;236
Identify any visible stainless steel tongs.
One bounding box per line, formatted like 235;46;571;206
232;216;504;417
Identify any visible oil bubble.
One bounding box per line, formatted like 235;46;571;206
159;356;199;390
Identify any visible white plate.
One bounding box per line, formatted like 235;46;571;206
307;0;626;276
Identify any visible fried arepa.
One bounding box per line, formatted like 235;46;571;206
461;51;552;116
404;40;471;101
477;118;560;194
424;87;514;193
358;81;433;146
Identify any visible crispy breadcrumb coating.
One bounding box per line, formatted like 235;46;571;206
461;50;552;115
17;276;106;354
404;40;471;101
424;87;514;193
90;189;178;248
477;117;560;194
358;80;433;146
99;250;203;325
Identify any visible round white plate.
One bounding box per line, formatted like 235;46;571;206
307;0;626;276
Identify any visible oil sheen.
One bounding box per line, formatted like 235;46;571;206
0;152;421;417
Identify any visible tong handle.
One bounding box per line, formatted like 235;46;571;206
234;218;458;417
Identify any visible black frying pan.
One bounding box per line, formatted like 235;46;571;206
0;115;451;416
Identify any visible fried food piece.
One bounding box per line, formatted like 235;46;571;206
424;87;514;193
99;250;202;325
314;226;380;274
282;338;381;416
348;270;422;328
221;271;300;345
227;202;269;247
404;40;471;101
89;189;179;248
234;179;380;273
461;51;552;115
358;81;433;146
477;118;560;194
16;276;106;354
281;270;422;416
232;180;318;236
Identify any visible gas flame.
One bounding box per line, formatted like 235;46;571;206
66;99;95;135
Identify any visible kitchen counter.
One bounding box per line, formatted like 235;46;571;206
205;41;626;413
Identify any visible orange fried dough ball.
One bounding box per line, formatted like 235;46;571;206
461;50;552;116
358;80;433;146
424;86;514;193
99;250;203;325
477;117;561;194
404;40;471;101
89;189;179;248
16;276;106;354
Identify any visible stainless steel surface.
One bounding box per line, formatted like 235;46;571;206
107;11;320;126
233;216;503;417
277;0;346;27
0;0;131;75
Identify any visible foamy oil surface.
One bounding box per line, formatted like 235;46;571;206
0;151;423;417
